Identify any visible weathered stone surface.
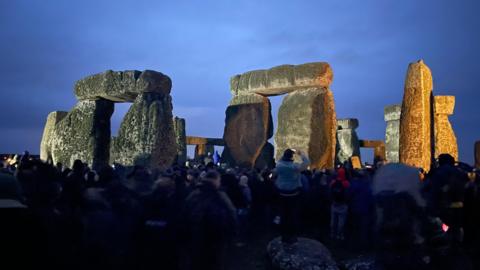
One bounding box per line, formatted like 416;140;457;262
173;117;187;165
384;104;402;122
267;237;338;270
51;99;114;170
75;70;172;102
399;60;433;171
336;120;361;164
475;141;480;168
434;95;455;115
433;96;458;160
186;136;224;146
40;111;68;162
223;94;273;167
275;88;336;169
231;62;333;96
110;93;176;169
337;118;359;129
254;142;275;169
384;104;401;163
340;255;375;270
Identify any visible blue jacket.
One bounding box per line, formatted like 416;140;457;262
274;154;310;193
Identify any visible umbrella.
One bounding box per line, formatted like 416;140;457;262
373;163;425;207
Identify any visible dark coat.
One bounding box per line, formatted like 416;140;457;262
179;181;237;270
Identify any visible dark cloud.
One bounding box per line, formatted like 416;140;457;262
0;0;479;162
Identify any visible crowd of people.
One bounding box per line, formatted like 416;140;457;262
1;150;479;270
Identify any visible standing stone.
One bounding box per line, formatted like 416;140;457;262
223;93;273;167
111;92;176;170
40;111;68;162
254;142;276;169
51;99;114;170
173;117;187;165
75;70;172;102
433;96;458;160
275;88;336;169
384;104;401;163
336;118;360;164
475;141;480;168
399;60;433;171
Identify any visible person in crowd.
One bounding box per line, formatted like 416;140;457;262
329;166;350;240
60;159;86;215
236;174;252;246
373;163;429;269
348;169;374;249
428;154;469;247
5;150;480;269
55;162;63;173
125;165;153;196
0;169;49;268
273;148;310;244
204;152;214;165
180;170;237;270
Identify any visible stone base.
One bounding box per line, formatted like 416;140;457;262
339;255;375;270
267;237;338;270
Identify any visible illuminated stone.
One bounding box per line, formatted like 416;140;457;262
336;118;360;164
433;96;458;160
40;111;68;162
399;60;433;171
230;62;333;96
75;70;171;102
275;87;336;169
223;93;273;167
110;93;176;170
173;117;187;165
384;104;401;163
51;99;114;170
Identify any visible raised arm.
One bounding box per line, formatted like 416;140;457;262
295;150;310;172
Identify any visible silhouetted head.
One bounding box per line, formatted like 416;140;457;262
282;149;295;162
72;160;84;174
202;170;221;189
438;153;455;167
98;165;115;187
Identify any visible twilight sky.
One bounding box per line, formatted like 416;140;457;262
0;0;479;163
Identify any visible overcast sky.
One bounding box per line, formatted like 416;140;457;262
1;0;479;163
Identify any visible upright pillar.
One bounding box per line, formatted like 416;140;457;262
384;104;401;163
433;96;458;160
399;60;433;171
336;118;361;164
173;117;187;165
